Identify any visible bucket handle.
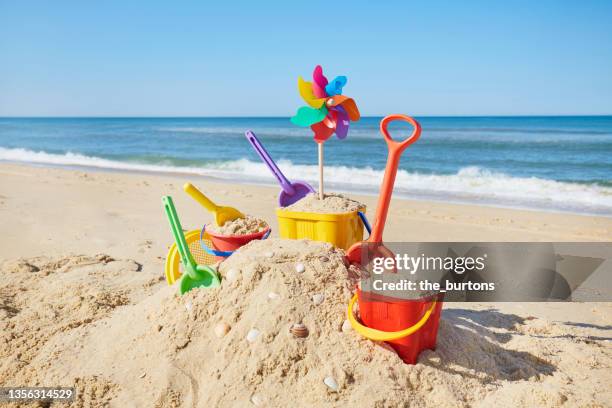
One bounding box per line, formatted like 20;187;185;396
346;293;437;342
357;211;371;237
199;226;271;258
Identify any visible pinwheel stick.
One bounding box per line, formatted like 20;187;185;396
318;142;324;200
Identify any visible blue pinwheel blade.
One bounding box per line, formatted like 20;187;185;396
325;76;347;96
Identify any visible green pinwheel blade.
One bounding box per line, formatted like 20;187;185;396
290;105;328;127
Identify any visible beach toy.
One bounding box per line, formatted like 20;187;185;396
344;115;442;364
162;196;221;295
291;65;360;199
201;224;271;261
348;291;443;365
184;182;271;260
164;229;217;285
184;183;244;227
345;115;421;264
276;208;366;250
245;130;315;206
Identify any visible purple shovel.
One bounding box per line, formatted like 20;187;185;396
245;130;316;207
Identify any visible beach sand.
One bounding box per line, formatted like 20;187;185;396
1;163;611;407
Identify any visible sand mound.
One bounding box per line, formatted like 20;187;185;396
207;215;269;236
0;254;157;407
1;242;610;407
280;193;365;213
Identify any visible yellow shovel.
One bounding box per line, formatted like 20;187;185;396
183;183;244;226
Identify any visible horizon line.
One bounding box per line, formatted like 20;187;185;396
1;114;612;119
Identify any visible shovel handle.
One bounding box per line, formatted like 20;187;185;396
162;196;196;268
245;130;295;195
184;183;219;213
380;115;422;152
369;115;421;243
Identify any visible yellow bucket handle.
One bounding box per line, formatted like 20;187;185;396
347;293;437;341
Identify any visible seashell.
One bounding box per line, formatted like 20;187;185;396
290;323;309;338
324;376;339;392
250;393;265;406
214;322;231;338
264;251;274;258
311;293;325;305
184;301;193;312
246;328;260;343
341;319;352;333
225;268;239;283
295;263;305;273
267;292;280;300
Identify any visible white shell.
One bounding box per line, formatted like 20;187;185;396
295;263;305;273
250;393;265;406
324;376;339;391
246;328;260;343
341;319;352;332
267;292;280;300
184;301;193;312
264;251;274;258
312;293;325;305
214;322;231;338
225;268;239;283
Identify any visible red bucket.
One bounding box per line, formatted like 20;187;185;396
354;289;444;364
206;226;271;261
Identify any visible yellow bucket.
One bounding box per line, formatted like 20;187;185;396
275;208;365;249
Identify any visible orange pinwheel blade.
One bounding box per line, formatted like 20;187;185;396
327;95;360;121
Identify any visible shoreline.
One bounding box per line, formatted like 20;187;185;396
2;159;611;218
1;162;610;263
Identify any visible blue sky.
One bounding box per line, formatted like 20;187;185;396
1;1;611;116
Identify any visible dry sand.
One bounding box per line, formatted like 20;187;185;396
280;193;365;213
207;215;269;236
0;163;611;407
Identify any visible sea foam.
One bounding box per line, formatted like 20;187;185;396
1;147;611;215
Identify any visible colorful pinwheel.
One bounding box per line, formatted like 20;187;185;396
290;65;360;198
291;65;360;142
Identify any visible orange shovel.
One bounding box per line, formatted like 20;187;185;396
345;114;422;265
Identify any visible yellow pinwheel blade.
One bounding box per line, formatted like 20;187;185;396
298;76;326;108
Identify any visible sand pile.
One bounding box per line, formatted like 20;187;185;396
280;193;364;213
207;215;269;236
1;242;610;407
0;254;156;406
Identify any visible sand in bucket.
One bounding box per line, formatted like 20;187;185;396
206;215;270;260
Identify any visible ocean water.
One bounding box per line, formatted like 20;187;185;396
0;116;611;215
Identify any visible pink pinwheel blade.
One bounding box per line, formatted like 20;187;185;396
312;65;328;98
334;106;350;139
